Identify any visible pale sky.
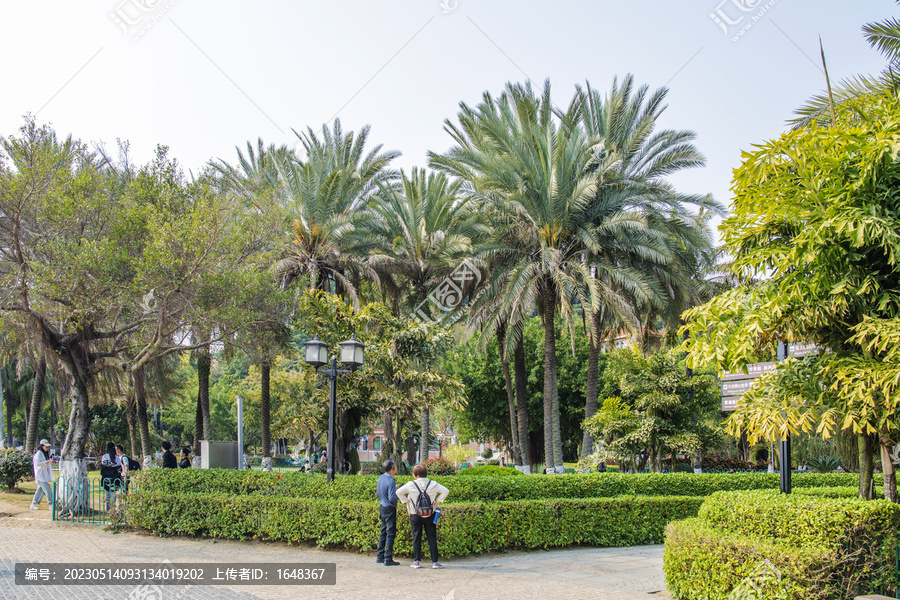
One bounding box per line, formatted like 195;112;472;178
1;1;895;237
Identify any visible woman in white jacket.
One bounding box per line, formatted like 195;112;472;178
30;439;55;510
396;464;449;569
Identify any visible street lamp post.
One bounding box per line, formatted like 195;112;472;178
304;334;365;483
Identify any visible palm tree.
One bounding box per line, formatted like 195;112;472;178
275;120;400;303
431;80;604;473
794;7;900;124
350;167;485;461
573;75;723;457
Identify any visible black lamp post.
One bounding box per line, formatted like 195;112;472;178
303;333;365;483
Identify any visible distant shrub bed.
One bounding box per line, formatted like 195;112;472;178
664;489;900;599
129;491;703;556
456;465;523;477
133;469;868;503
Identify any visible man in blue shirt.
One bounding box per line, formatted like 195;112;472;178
376;459;401;566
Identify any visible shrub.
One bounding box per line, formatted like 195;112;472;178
806;456;841;473
700;455;756;471
133;469;870;504
423;457;456;476
348;448;360;475
310;461;327;474
359;461;381;475
664;490;900;599
0;448;32;489
482;448;493;460
673;463;694;473
456;465;523;477
129;490;704;556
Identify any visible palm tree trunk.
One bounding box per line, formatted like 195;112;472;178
497;323;521;465
880;431;898;502
197;348;212;441
125;390;138;458
134;368;153;468
193;391;203;455
513;332;530;471
25;355;47;453
581;311;601;458
419;406;430;463
261;362;272;471
404;408;416;464
541;286;562;473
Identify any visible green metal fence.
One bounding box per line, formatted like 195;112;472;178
52;476;127;526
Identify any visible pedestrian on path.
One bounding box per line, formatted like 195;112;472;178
30;439;55;510
161;441;177;468
396;463;449;569
100;442;122;510
376;459;401;566
179;447;192;468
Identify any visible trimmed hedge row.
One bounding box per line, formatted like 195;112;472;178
664;489;900;599
129;490;704;556
133;469;869;503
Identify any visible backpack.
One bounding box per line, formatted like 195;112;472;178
128;457;141;471
412;480;434;518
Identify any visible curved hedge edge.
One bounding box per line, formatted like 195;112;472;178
663;518;835;600
698;489;900;548
128;491;704;558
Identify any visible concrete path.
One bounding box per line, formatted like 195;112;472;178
0;491;668;600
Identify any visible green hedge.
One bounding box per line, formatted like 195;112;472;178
129;490;704;556
133;469;868;503
456;465;523;477
664;490;900;599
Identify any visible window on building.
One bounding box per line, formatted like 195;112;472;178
373;437;381;451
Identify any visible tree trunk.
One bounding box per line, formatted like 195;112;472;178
419;406;430;464
880;431;898;503
260;362;272;471
197;349;212;442
404;408;416;465
513;333;530;472
125;390;138;458
581;310;601;459
193;390;203;455
541;286;563;473
25;355;46;453
57;364;91;517
133;368;154;468
497;324;521;466
392;409;404;466
381;410;394;460
858;432;875;500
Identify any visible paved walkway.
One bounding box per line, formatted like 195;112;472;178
0;493;668;600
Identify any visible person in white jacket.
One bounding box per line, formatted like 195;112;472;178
30;439;55;510
396;464;449;569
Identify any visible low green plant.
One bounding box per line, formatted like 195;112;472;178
575;452;607;474
130;490;704;556
664;489;900;599
456;465;523;477
482;447;493;460
806;456;841;473
423;457;456;476
133;469;871;504
0;448;32;489
359;461;381;475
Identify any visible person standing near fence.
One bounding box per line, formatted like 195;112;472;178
30;439;55;510
100;442;122;510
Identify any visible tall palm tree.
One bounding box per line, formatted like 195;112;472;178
275;120;400;303
794;7;900;124
573;75;723;457
351;167;485;461
431;80;604;473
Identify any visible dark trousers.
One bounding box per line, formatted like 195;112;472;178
377;505;397;561
410;514;439;563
